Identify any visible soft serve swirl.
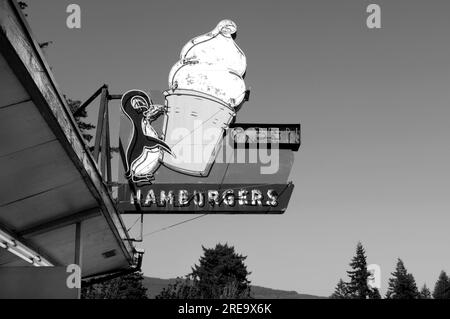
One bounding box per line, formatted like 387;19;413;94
168;20;247;108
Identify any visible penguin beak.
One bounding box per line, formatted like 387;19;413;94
159;142;176;158
145;136;176;158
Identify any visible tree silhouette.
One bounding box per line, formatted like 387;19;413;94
156;277;198;299
432;270;450;299
330;279;350;299
157;243;252;299
368;287;381;299
385;259;419;299
82;272;148;299
66;96;96;143
419;284;432;299
331;242;381;299
346;242;371;299
190;243;251;299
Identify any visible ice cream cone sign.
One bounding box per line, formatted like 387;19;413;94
121;20;249;185
118;20;299;213
162;19;248;176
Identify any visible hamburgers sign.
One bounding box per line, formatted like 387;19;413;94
117;20;299;214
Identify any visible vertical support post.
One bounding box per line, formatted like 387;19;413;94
93;87;108;163
105;104;112;185
100;105;108;179
74;222;82;299
140;214;144;241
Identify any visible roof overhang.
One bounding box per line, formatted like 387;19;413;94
0;0;137;278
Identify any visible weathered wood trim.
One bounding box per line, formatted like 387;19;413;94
93;87;108;162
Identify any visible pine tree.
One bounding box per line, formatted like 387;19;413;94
346;242;371;299
419;284;432;299
82;272;148;299
156;277;198;299
368;287;381;299
66;96;95;143
385;259;419;299
156;244;252;299
190;243;252;299
432;270;450;299
330;279;350;299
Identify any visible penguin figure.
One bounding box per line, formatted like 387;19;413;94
121;90;174;185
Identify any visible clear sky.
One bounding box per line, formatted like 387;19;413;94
25;0;450;296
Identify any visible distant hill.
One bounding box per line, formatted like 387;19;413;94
143;277;179;298
250;285;325;299
142;277;325;299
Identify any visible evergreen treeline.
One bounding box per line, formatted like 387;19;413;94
330;242;450;299
82;243;251;299
156;243;252;299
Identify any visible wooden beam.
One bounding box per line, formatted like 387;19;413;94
108;94;123;100
105;105;112;184
74;222;82;299
93;87;108;162
72;84;106;116
100;106;107;178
